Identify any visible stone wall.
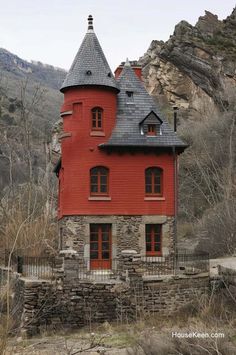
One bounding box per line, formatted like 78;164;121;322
18;278;118;336
11;251;210;336
115;275;210;321
59;215;175;258
17;274;210;336
16;279;56;336
142;276;209;315
115;252;209;320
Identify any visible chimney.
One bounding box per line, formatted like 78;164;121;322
173;106;178;132
115;60;142;80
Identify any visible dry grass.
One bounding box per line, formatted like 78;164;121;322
1;286;236;354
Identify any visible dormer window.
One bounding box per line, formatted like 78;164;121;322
140;111;163;137
147;124;156;136
126;91;134;103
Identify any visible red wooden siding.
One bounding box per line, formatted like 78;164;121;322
58;86;176;218
59;150;176;217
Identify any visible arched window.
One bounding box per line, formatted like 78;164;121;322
90;166;109;195
91;107;103;131
145;167;163;195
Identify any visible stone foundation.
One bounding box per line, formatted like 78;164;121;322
59;215;175;258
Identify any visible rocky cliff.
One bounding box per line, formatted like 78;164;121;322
140;8;236;120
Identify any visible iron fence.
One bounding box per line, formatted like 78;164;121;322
75;258;119;281
20;256;55;279
72;251;209;281
3;249;209;281
140;255;174;276
4;250;55;279
175;250;209;275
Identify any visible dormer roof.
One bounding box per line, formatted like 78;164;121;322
60;16;119;93
139;110;163;125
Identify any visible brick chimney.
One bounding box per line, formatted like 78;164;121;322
115;60;142;80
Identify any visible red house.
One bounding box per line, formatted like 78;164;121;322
55;16;187;270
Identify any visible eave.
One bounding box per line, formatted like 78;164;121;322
99;144;188;155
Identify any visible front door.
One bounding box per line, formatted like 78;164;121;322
90;224;111;270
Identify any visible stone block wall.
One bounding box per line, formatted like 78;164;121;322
59;215;175;258
18;278;118;336
142;276;210;315
10;252;210;337
17;279;56;337
115;275;210;321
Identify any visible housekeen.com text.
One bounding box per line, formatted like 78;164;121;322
172;332;225;339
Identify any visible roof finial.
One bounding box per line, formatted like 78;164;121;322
125;58;131;67
88;15;94;31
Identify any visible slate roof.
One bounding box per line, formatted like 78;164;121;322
60;16;119;92
99;62;187;151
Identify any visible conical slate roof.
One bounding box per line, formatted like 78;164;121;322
100;61;187;151
60;15;119;92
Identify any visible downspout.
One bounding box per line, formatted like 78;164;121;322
173;145;178;274
173;107;178;273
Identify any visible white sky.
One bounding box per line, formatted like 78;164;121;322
0;0;235;71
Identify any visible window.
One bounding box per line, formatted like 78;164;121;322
91;107;103;131
145;167;163;195
146;224;162;256
90;166;109;195
147;124;156;136
126;91;134;103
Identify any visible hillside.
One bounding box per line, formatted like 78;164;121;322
0;48;66;90
0;48;66;189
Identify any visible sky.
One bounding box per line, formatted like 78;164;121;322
0;0;235;71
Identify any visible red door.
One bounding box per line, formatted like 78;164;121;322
90;224;111;270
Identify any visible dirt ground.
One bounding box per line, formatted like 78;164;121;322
6;327;138;355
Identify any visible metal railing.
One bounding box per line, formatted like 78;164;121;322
75;258;120;281
20;256;55;279
139;250;209;277
74;251;209;281
140;255;175;276
175;250;209;275
3;249;209;281
4;250;55;279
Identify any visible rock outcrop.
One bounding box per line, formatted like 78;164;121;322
140;8;236;119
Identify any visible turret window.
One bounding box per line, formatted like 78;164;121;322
90;166;109;195
145;167;163;196
91;107;103;131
